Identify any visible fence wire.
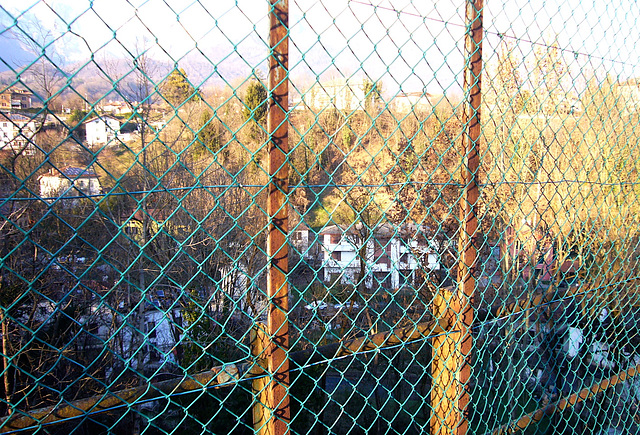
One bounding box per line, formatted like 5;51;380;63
0;0;639;434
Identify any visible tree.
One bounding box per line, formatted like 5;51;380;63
363;79;382;113
99;42;165;432
162;67;198;108
242;80;268;140
529;36;569;115
10;17;66;106
196;109;222;154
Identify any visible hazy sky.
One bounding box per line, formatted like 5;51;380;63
1;0;638;95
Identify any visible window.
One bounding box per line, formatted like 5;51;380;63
146;322;157;339
375;242;390;266
332;251;342;261
330;234;340;244
125;225;140;236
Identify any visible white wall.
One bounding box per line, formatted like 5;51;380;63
86;117;121;145
322;229;440;289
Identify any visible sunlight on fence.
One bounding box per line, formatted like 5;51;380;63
0;0;639;433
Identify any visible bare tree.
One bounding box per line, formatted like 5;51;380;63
11;17;66;107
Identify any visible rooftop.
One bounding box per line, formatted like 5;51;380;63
41;166;98;179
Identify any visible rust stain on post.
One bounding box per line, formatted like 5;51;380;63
431;0;482;433
267;1;290;434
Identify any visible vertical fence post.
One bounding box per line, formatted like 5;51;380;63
430;0;482;433
430;288;465;434
251;324;270;435
457;0;483;428
265;1;290;434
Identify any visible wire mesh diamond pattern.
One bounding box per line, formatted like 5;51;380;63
0;0;639;434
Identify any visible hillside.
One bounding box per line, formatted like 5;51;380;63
0;43;270;103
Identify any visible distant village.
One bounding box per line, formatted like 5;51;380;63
0;70;635;377
0;78;440;199
0;78;452;375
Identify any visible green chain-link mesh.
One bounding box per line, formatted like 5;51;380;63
0;0;639;433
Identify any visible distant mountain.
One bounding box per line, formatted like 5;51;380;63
0;32;360;103
0;33;33;72
0;38;271;103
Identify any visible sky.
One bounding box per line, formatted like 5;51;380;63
0;0;639;96
484;0;640;80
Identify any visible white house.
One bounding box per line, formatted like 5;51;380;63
320;223;439;290
303;77;378;112
392;92;436;114
84;115;122;146
0;112;38;156
133;306;181;372
39;166;101;202
290;222;321;260
98;100;131;116
76;298;181;377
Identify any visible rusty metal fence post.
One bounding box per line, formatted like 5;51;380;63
264;1;291;434
251;324;270;435
431;0;483;433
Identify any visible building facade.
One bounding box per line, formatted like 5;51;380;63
39;166;101;201
0;112;38;156
85;115;122;146
392;92;435;114
303;77;375;112
319;224;439;290
0;88;34;110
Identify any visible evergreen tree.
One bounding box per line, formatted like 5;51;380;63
162;67;197;107
242;80;268;139
197;110;221;153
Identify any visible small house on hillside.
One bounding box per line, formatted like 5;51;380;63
303;77;379;112
0;112;38;156
0;88;34;110
320;223;439;290
98;100;131;116
392;92;436;113
85;115;122;146
39;166;101;202
290;222;321;261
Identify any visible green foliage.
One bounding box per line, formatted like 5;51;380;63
341;126;354;149
67;109;89;140
242;80;267;139
172;389;252;434
67;109;88;125
181;288;246;372
289;365;329;434
162;67;198;107
181;289;218;372
196;110;221;154
363;79;382;112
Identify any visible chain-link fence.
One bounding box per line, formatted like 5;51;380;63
0;0;639;433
